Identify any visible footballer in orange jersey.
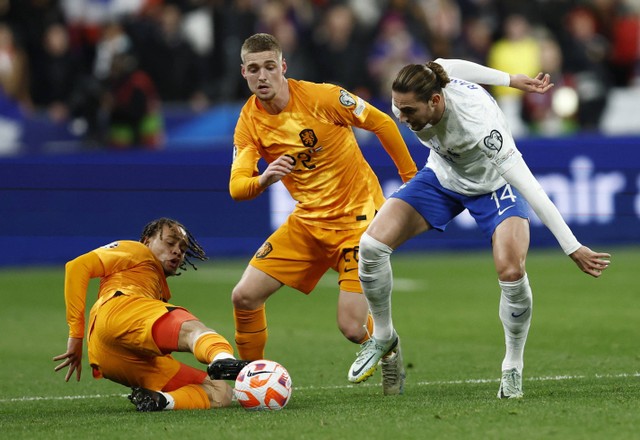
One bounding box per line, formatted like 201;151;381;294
54;218;249;411
228;34;418;379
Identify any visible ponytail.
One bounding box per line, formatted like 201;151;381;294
392;61;450;102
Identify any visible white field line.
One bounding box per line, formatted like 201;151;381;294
3;372;638;403
298;372;640;391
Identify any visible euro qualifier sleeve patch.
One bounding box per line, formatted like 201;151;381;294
483;129;503;151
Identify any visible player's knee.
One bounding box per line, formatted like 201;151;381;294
359;233;393;268
495;253;526;282
498;265;526;282
231;284;263;310
338;319;367;343
177;320;223;354
231;285;251;309
179;320;207;341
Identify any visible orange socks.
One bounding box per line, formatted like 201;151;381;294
168;384;210;410
193;332;234;364
358;314;374;344
234;305;267;360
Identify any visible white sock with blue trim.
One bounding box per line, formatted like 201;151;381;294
499;274;533;372
359;232;395;342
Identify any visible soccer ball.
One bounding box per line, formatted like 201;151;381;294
234;359;292;411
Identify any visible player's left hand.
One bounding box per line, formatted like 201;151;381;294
569;246;611;278
509;72;554;94
53;337;84;382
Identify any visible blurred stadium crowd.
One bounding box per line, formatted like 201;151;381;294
1;0;639;153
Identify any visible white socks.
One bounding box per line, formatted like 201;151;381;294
212;352;234;362
359;233;395;342
161;392;175;410
361;232;534;374
498;274;533;372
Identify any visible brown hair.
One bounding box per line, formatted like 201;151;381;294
392;61;451;102
241;33;282;62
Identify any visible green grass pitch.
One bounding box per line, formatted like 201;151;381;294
1;247;638;439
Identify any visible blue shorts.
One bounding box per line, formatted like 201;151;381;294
391;167;530;240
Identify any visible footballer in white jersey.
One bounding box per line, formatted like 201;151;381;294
409;74;521;196
348;58;611;399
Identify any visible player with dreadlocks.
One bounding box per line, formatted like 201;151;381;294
54;218;249;411
139;217;207;273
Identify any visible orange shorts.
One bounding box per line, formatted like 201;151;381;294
87;293;206;391
250;214;367;294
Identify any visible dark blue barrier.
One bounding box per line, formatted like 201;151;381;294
1;134;639;267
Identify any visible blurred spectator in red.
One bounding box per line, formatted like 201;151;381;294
105;49;164;149
31;22;83;123
367;13;430;99
560;6;611;131
609;5;640;86
61;0;153;73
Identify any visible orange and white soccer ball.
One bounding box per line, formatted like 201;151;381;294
234;360;292;411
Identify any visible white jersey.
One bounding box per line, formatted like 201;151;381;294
392;58;582;254
413;77;520;196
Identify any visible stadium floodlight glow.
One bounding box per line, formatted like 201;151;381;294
552;86;579;118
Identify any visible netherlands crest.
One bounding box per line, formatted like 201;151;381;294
255;241;273;259
299;129;318;148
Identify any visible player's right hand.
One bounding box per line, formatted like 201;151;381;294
259;155;295;188
53;337;83;382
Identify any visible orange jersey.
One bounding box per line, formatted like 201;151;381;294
64;240;170;339
231;79;417;230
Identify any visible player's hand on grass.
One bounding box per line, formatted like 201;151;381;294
569;246;611;278
53;337;83;382
259;155;295;188
509;72;554;94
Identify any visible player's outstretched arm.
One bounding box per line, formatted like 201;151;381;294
53;337;83;382
509;72;554;94
568;246;611;278
434;58;553;95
